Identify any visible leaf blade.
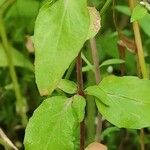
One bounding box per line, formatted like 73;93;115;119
24;95;86;150
86;76;150;129
34;0;89;95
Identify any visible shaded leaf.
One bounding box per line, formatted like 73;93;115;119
0;44;33;71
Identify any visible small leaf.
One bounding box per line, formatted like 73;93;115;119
99;59;125;68
85;142;107;150
85;85;110;106
131;4;147;22
139;13;150;36
86;7;101;39
0;43;33;71
57;79;77;94
34;0;89;96
86;76;150;129
24;95;86;150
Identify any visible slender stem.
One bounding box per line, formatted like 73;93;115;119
100;0;112;16
129;0;149;150
0;139;9;150
90;37;102;142
0;0;15;16
76;52;85;150
117;42;126;76
129;0;148;79
140;129;145;150
0;16;27;126
0;128;18;150
81;53;94;72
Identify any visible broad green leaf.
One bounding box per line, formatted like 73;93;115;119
57;79;77;94
131;4;147;22
34;0;89;96
86;76;150;129
99;59;125;68
0;44;33;71
24;95;86;150
86;7;101;39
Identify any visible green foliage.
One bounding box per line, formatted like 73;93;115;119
131;4;147;22
86;76;150;129
0;44;33;70
1;0;150;149
57;79;77;94
34;0;90;96
99;59;125;67
24;95;86;150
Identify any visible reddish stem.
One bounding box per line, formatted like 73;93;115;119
76;52;85;150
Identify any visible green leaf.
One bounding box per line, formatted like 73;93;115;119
57;79;77;94
139;13;150;36
34;0;89;96
0;0;5;6
24;95;86;150
0;44;33;71
99;59;125;68
85;76;150;129
85;85;110;106
115;5;131;16
131;4;147;22
86;7;101;39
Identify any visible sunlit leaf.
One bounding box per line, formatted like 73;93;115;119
34;0;89;95
85;76;150;129
24;95;86;150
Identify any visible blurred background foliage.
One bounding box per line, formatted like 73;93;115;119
0;0;150;149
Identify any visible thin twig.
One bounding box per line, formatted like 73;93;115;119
76;52;85;150
90;37;102;142
0;128;18;150
129;0;148;79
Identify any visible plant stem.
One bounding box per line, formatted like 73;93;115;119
76;52;85;150
81;53;94;72
90;37;102;142
129;0;148;79
140;129;145;150
117;42;126;76
0;0;15;15
100;0;112;16
0;16;27;126
129;0;149;150
0;128;18;150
